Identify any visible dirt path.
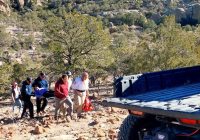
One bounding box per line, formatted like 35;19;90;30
0;95;128;140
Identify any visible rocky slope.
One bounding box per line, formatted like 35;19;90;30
0;94;128;140
0;0;10;15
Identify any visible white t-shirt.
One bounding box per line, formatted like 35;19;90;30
72;77;89;91
13;87;20;99
68;78;72;90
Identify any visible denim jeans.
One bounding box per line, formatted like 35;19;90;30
13;98;22;113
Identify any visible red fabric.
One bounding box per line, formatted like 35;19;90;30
54;79;68;99
82;97;93;112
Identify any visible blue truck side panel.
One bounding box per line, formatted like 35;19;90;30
115;65;200;98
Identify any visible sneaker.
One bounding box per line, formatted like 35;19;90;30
77;114;84;119
66;116;71;122
24;112;29;117
30;117;34;119
37;113;40;117
41;110;46;114
71;114;77;120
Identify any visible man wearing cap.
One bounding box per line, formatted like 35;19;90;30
32;72;49;116
21;77;34;119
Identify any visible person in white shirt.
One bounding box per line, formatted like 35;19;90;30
72;72;89;118
11;82;22;113
66;71;73;90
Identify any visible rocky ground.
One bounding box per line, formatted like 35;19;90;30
0;93;128;140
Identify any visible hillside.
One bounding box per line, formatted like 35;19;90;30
1;0;200;92
0;93;128;140
1;0;200;139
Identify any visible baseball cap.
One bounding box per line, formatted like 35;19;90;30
66;71;72;76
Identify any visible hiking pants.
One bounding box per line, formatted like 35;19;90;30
21;96;34;118
73;90;86;116
36;97;48;113
54;96;73;118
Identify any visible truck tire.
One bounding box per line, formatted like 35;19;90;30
118;115;138;140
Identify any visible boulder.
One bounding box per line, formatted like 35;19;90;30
0;0;10;15
109;26;117;34
97;129;106;137
108;129;116;139
92;92;99;100
167;3;200;24
174;8;187;22
34;125;45;134
89;119;99;126
77;136;88;140
36;0;42;6
106;118;115;124
191;3;200;24
165;0;178;7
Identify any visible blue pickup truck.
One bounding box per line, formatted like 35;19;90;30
103;65;200;140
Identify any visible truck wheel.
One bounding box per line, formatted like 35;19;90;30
118;115;138;140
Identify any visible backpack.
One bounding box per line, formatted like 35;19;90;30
82;97;94;112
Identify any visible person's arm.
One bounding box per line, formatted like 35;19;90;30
25;85;32;95
68;79;72;90
11;89;15;103
45;80;49;89
32;79;37;88
71;79;76;90
18;87;21;95
86;79;90;96
55;83;64;95
34;86;39;91
86;90;89;97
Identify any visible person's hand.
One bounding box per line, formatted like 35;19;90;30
34;87;39;90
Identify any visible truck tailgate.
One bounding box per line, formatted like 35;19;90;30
103;83;200;119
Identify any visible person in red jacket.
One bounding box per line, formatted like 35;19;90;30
54;74;73;120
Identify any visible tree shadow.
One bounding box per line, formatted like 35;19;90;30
0;101;11;108
0;93;11;109
0;114;52;126
0;117;17;125
0;93;10;100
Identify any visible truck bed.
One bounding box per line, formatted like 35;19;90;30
104;82;200;119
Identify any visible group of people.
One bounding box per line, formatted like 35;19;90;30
11;71;90;120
